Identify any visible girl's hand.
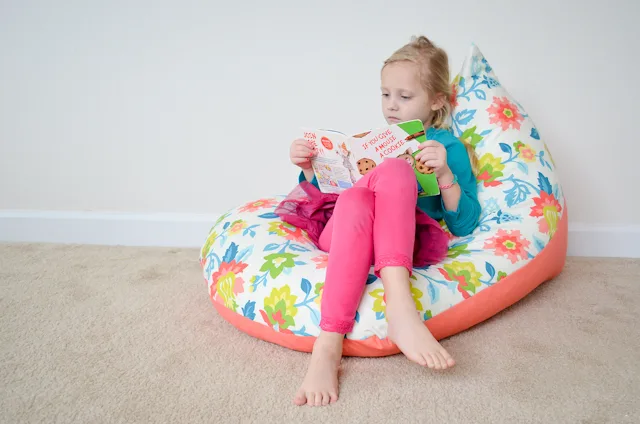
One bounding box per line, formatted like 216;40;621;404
289;138;315;170
414;140;451;179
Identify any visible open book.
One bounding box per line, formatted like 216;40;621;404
302;119;440;197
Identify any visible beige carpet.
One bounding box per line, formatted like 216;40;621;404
1;244;638;424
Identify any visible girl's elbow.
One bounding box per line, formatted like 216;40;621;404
449;224;474;238
450;208;480;237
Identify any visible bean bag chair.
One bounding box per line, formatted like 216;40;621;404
199;44;568;356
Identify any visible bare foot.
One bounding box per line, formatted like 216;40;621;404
387;301;455;370
293;331;343;406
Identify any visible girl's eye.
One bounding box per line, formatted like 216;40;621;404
401;96;411;100
382;93;389;97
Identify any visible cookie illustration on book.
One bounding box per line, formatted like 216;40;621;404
352;131;371;139
357;158;376;175
415;161;434;174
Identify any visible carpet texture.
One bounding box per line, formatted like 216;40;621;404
1;243;638;423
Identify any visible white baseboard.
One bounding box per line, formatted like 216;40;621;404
566;223;640;258
0;210;217;248
0;211;639;258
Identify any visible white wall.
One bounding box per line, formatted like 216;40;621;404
1;0;639;253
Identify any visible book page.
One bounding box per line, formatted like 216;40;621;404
301;129;359;194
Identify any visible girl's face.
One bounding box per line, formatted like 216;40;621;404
381;61;441;126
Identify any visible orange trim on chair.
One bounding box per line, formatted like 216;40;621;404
209;204;569;357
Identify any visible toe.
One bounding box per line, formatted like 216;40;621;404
435;352;448;369
424;353;436;368
306;393;314;406
441;349;456;367
430;353;442;370
329;391;339;404
314;392;323;407
294;390;307;406
322;392;330;406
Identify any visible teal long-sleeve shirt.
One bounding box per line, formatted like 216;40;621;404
298;127;481;237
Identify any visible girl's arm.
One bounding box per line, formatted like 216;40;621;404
302;168;315;182
298;169;320;190
290;138;317;185
438;169;462;212
439;143;481;237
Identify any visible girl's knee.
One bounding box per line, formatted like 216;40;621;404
379;157;414;175
376;158;417;187
338;187;374;207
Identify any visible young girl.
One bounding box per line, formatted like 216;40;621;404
281;36;481;407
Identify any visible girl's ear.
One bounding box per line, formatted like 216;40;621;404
430;93;446;111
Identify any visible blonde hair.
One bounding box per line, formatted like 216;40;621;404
383;36;478;175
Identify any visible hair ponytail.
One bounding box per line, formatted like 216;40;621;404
460;138;479;176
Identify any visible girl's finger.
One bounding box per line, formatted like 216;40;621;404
293;140;311;150
418;144;436;151
420;140;439;148
421;151;438;159
418;154;437;163
296;146;314;157
292;149;312;159
423;160;442;168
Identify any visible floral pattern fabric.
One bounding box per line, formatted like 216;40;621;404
200;44;565;341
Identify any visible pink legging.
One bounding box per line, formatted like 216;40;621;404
317;158;418;334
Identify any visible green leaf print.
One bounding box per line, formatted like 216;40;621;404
259;253;298;279
448;244;471;259
460;126;484;148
